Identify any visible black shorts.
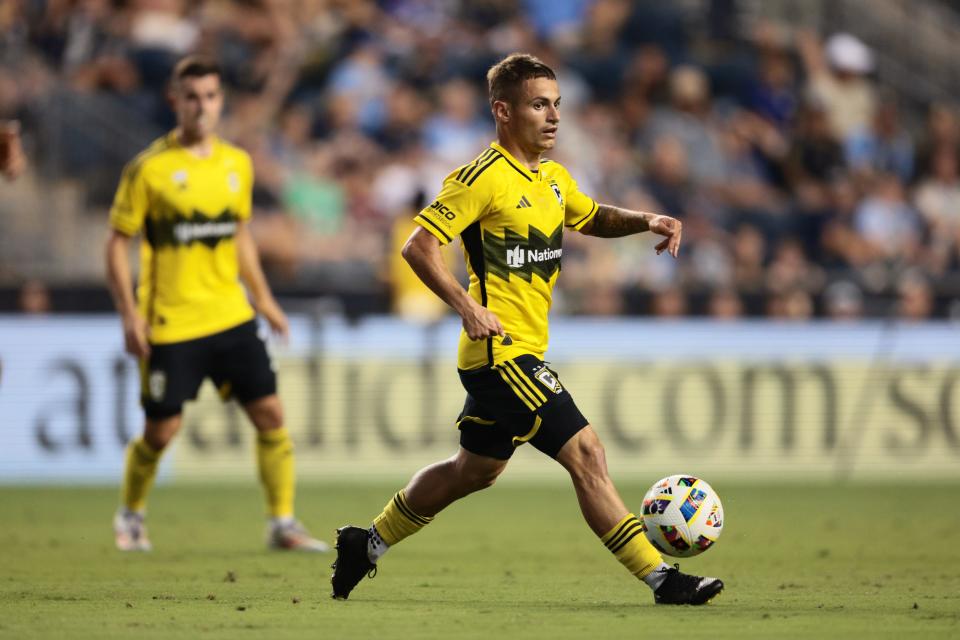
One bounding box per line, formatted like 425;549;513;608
140;320;277;419
456;354;589;460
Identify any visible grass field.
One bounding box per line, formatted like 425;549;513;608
1;481;958;639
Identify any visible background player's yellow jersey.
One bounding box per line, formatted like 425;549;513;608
415;142;598;370
109;132;255;344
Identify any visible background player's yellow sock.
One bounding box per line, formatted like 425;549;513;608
371;490;433;552
122;438;162;513
602;513;667;586
256;427;295;519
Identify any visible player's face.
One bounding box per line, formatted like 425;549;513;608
509;77;561;153
171;74;223;139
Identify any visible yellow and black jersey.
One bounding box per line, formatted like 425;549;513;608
109;132;255;344
415;141;598;370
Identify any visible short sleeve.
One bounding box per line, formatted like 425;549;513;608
414;173;492;245
109;160;150;236
563;175;598;231
236;151;254;221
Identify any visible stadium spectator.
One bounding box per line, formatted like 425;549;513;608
0;120;26;179
798;31;877;142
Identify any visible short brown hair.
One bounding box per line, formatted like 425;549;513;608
171;55;221;85
486;53;556;106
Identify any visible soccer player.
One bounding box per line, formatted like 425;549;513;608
331;53;724;605
106;56;326;553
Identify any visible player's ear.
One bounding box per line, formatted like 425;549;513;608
492;99;510;124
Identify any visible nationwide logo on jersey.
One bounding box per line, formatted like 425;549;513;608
146;208;240;249
484;223;563;283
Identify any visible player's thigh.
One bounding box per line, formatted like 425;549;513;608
208;320;277;405
140;339;207;420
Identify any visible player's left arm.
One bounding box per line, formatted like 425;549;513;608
579;204;683;257
236;221;289;339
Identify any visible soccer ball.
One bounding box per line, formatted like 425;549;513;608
640;474;724;558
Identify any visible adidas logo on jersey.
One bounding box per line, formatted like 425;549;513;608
516;195;532;209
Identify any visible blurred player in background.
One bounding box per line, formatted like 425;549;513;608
332;53;724;605
105;56;327;552
1;120;26;180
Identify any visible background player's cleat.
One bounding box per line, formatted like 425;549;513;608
653;564;724;605
267;520;330;552
330;526;377;600
113;509;152;551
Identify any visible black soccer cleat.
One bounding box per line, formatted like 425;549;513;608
330;526;377;600
653;564;724;605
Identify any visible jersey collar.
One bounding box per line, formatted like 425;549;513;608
490;142;541;182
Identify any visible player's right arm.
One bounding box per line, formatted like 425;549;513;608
105;231;150;358
401;227;504;340
405;168;504;340
106;159;151;358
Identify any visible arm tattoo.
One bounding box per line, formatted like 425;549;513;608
582;204;651;238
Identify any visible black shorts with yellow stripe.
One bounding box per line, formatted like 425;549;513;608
456;354;589;460
140;320;276;419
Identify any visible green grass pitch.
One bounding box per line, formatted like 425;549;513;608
1;482;958;639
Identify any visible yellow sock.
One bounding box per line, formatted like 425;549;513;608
372;490;433;546
602;513;663;579
256;427;295;518
122;438;162;513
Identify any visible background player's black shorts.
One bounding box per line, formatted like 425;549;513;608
140;320;276;419
456;354;589;460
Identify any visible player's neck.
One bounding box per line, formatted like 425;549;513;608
495;135;541;172
175;128;216;158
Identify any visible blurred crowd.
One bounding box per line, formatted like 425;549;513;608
3;0;960;321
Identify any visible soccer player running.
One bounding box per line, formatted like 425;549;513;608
331;54;723;605
106;56;327;553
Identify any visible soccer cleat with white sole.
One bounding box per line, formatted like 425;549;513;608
267;520;330;552
653;564;724;605
113;509;152;552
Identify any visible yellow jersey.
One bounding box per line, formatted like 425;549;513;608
109;132;256;344
415;142;598;370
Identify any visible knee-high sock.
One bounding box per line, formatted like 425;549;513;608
372;490;433;546
256;427;295;519
122;438;162;513
601;513;663;579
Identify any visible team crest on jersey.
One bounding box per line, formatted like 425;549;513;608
172;170;188;190
148;370;166;401
549;180;563;207
227;171;240;193
535;367;563;394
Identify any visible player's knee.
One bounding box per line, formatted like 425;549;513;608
247;396;284;431
566;437;609;482
143;427;175;451
456;461;503;493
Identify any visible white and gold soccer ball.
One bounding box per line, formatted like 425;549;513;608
640;474;724;558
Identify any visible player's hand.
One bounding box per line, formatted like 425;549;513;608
460;300;504;341
650;214;682;258
122;312;151;359
258;298;290;341
0;121;26;181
